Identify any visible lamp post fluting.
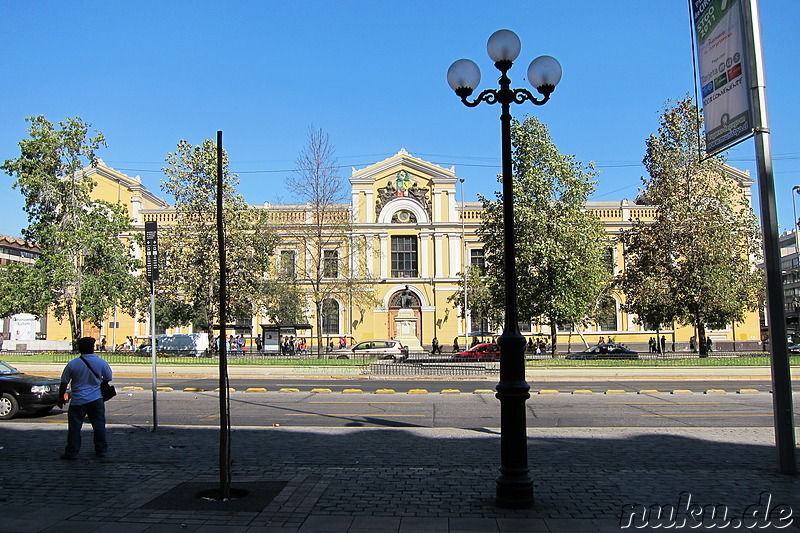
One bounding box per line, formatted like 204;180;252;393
448;29;561;509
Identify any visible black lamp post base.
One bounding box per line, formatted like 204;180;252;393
495;471;534;508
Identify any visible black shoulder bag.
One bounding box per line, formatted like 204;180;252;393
79;356;117;401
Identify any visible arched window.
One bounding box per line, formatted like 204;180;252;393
321;299;339;335
596;296;618;331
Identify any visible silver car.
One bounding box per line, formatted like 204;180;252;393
349;340;405;360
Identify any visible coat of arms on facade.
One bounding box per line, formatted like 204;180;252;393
376;171;431;219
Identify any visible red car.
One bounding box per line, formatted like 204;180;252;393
452;343;500;362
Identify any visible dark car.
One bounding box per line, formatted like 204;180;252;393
452;343;501;362
566;343;638;360
0;361;62;420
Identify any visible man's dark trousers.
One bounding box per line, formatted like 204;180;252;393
65;398;107;457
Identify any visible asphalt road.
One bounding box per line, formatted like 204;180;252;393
8;386;796;429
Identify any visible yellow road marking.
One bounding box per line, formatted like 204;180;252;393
287;413;424;417
642;414;772;417
309;401;420;404
607;402;721;405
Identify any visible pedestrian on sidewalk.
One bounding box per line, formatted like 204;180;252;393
58;337;113;460
431;337;442;355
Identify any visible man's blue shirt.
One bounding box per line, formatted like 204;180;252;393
61;354;113;405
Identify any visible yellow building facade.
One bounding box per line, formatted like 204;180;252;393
42;152;762;352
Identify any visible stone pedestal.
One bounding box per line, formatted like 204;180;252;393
394;308;423;351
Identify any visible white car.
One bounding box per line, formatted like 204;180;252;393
348;340;406;360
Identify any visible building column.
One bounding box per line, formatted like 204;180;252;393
364;234;374;278
433;234;444;278
420;232;431;278
448;233;461;277
379;234;388;279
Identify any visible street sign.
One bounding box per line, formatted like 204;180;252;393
145;221;159;282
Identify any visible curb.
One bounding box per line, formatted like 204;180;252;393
115;387;766;395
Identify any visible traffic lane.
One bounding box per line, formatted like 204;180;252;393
109;376;784;394
529;393;789;428
13;389;789;429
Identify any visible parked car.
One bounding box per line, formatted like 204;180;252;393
566;343;639;360
789;345;800;355
343;340;405;360
0;360;62;420
136;333;210;357
452;343;501;362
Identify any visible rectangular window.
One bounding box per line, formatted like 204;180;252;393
470;248;485;269
280;250;296;279
391;236;418;278
323;249;339;278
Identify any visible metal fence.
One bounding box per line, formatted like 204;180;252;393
3;349;796;377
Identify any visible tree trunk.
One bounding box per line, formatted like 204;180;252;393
549;317;558;356
67;299;80;351
698;322;708;358
316;300;323;358
574;321;590;350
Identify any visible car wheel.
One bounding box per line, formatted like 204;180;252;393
0;392;19;420
336;354;349;359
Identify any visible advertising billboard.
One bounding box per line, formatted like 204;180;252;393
692;0;753;154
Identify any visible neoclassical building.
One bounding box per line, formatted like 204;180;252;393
23;150;762;351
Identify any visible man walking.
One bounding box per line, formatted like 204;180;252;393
58;337;113;460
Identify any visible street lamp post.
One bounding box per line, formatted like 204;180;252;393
791;186;800;337
447;29;562;509
460;178;468;349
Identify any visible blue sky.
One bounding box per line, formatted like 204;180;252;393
1;1;798;237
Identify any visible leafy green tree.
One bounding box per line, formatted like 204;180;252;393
619;97;763;355
0;116;144;345
448;264;501;340
157;138;291;342
474;116;610;353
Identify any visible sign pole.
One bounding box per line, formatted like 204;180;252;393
742;0;797;475
144;220;160;432
150;280;158;431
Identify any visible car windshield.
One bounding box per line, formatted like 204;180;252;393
0;361;20;375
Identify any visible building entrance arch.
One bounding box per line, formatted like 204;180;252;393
385;285;425;344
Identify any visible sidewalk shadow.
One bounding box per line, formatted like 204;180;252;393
0;424;797;523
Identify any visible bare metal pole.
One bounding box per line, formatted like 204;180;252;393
743;0;797;475
150;280;157;431
216;130;232;496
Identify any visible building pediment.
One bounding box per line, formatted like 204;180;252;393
350;149;458;224
350;148;457;187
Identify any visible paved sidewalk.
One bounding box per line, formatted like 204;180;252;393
1;420;798;532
